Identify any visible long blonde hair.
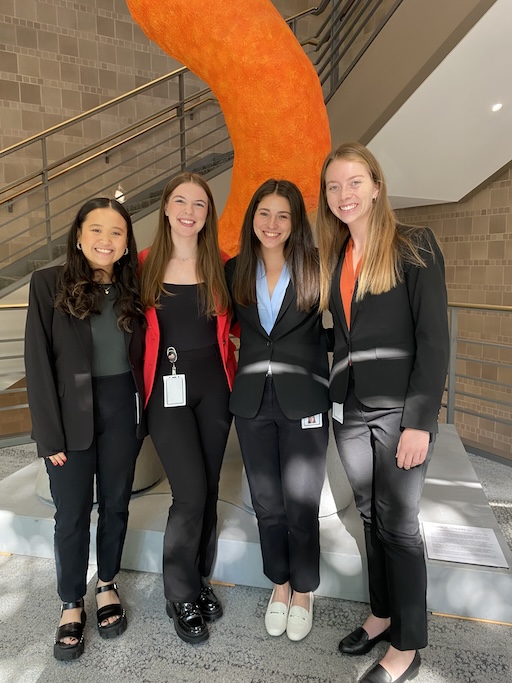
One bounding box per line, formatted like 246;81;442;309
317;142;429;310
140;172;230;316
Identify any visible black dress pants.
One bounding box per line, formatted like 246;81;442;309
45;372;142;603
147;346;231;603
235;377;328;593
333;382;434;650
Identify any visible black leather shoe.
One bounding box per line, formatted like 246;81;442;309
339;626;391;655
166;601;209;644
197;579;223;622
359;651;421;683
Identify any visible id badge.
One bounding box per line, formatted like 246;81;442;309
332;402;344;424
163;374;187;407
301;414;323;429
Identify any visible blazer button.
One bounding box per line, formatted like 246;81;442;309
266;341;272;347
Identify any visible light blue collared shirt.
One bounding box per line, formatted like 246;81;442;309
256;260;291;335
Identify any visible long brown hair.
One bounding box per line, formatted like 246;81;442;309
54;197;144;331
140;172;230;316
232;179;320;312
317;142;432;310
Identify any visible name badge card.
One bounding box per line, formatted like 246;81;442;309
163;345;187;407
163;373;187;407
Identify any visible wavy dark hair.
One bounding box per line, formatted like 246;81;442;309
54;198;145;331
232;179;320;312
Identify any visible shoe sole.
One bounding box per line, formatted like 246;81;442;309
53;640;84;661
166;603;209;644
201;607;223;623
98;613;127;639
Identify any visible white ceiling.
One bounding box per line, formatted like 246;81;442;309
368;0;512;209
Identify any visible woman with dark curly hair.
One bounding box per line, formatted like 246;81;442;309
25;197;146;661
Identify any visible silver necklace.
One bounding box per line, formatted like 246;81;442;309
101;283;113;295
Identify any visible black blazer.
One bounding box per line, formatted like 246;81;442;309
225;257;329;420
24;266;146;458
329;226;449;434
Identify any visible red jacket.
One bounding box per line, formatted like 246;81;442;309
139;248;236;407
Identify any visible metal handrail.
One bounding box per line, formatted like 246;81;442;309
0;91;213;206
449;302;512;312
0;67;189;159
0;1;404;290
446;304;512;428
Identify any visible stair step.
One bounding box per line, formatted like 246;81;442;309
0;275;18;290
52;244;66;258
27;259;49;272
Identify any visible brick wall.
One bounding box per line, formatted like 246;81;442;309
396;167;512;460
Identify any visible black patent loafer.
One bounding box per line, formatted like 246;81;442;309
166;601;209;644
339;625;391;655
359;651;421;683
197;580;223;622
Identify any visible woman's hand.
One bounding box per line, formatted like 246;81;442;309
47;451;67;466
395;429;429;470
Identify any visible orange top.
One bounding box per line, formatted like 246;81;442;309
340;239;361;330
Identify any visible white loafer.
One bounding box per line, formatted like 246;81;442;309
286;592;314;641
264;588;290;636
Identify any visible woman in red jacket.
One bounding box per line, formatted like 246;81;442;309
139;172;235;644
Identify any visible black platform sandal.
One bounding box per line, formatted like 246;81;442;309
54;599;86;661
96;582;127;639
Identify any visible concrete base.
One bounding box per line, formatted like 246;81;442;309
1;424;511;623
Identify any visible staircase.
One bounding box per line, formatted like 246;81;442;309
0;0;406;297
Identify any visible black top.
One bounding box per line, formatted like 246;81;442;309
90;286;131;377
156;284;217;357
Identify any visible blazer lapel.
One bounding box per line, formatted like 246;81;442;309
272;282;295;334
246;303;269;337
71;316;92;367
350;280;361;328
331;254;349;338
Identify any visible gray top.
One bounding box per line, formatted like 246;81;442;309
90;286;130;377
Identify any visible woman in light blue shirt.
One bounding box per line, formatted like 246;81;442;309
225;179;329;643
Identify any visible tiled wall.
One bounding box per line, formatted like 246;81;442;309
0;0;185;149
396;167;512;460
0;0;315;152
0;1;314;268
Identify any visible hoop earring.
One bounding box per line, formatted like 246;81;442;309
123;247;129;256
76;242;82;250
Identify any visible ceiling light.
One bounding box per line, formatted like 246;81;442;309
491;103;503;112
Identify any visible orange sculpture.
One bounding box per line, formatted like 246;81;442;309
126;0;331;254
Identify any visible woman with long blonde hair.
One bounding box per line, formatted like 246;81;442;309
317;143;449;683
140;172;236;644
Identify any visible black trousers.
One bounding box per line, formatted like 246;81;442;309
147;346;231;603
45;372;142;603
333;382;434;650
235;377;328;593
